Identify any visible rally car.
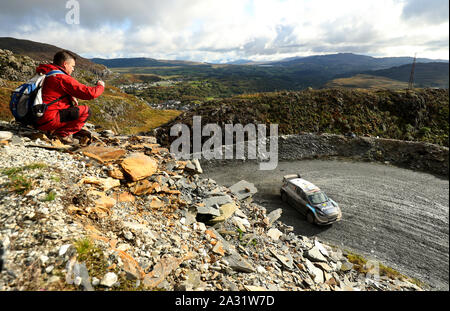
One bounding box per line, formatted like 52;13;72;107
280;174;342;225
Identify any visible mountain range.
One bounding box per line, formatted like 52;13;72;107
1;37;448;89
90;52;448;89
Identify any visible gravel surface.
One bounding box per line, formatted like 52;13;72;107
202;159;449;290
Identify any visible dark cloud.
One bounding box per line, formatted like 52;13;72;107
402;0;449;24
0;0;201;30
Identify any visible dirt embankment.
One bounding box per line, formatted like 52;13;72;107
276;133;449;178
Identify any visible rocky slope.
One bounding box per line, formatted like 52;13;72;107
0;37;110;77
0;122;423;291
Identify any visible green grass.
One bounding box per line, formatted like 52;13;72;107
41;190;57;202
1;163;48;194
73;237;147;291
7;174;33;194
344;249;425;288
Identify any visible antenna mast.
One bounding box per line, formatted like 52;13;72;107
408;53;417;90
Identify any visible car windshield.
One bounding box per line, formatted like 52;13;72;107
308;192;328;204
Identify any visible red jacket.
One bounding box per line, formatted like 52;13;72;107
35;63;104;123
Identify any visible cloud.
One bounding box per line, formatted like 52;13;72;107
0;0;448;61
401;0;449;25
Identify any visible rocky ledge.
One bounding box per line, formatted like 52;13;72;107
0;121;423;291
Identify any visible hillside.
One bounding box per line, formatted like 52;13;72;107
0;121;427;291
325;74;409;90
362;62;449;88
155;88;449;148
269;53;448;69
0;37;110;77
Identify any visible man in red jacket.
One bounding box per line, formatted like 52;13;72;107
35;50;105;144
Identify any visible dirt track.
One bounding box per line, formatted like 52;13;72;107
202;159;449;290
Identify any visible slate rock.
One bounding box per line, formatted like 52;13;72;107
229;180;257;200
203;195;233;208
197;205;221;217
305;246;328;262
267;208;282;226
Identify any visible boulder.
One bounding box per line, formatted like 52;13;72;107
120;153;158;181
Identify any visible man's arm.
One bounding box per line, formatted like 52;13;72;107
59;76;105;100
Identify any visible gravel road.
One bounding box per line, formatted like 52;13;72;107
202;159;449;290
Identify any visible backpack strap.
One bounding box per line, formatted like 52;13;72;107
46;94;70;107
42;69;68;107
45;70;65;77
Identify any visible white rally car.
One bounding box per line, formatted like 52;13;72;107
280;174;342;225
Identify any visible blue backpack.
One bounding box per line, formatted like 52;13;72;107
10;70;67;126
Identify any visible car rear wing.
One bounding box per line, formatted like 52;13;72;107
283;174;301;183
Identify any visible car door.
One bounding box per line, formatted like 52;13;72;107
295;188;309;215
285;183;297;207
289;186;304;215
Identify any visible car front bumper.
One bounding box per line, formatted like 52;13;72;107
315;212;342;225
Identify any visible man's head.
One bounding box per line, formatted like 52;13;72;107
53;50;77;75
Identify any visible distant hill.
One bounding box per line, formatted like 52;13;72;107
91;57;207;68
92;52;448;93
361;62;449;88
268;53;448;74
0;37;109;76
224;59;258;65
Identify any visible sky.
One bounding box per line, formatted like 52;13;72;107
0;0;448;63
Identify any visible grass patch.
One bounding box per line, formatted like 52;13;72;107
1;163;48;177
7;174;33;194
344;250;425;288
345;251;369;274
73;237;146;291
51;175;61;182
1;162;48;194
41;190;57;202
379;262;404;279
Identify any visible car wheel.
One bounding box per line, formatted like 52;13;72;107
306;212;315;224
281;191;287;202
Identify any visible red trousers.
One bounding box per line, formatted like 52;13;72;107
36;105;91;137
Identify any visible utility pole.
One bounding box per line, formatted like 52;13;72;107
408;53;417;90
